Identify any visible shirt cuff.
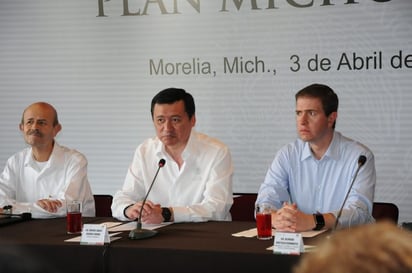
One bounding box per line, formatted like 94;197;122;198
123;204;134;219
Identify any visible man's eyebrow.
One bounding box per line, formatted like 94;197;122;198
296;109;318;112
25;118;47;122
155;114;182;118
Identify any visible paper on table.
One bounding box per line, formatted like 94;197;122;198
232;228;327;238
100;222;123;228
64;222;171;243
267;245;317;253
300;229;328;238
64;232;122;243
107;221;172;232
232;228;263;238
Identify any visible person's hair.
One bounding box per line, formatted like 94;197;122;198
295;84;338;128
21;102;59;127
150;88;195;119
293;221;412;273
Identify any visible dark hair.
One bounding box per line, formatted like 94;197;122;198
150;88;195;119
295;83;339;128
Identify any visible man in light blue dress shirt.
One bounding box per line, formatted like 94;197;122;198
256;83;376;232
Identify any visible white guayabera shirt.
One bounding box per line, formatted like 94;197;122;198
0;142;95;218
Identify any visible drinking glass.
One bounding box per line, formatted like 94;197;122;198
255;203;273;240
66;201;82;234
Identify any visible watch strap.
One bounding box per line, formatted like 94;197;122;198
162;207;172;222
313;213;325;230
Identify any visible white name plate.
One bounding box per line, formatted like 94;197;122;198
273;232;304;255
80;224;110;245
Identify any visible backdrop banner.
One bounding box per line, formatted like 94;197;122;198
0;0;411;223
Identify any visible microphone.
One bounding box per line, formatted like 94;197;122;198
0;212;32;220
333;155;367;230
129;158;166;240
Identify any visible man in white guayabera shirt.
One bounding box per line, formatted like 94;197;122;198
0;102;95;218
111;88;233;224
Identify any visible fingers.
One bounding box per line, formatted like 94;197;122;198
273;203;314;232
125;204;140;220
140;205;162;224
274;211;297;232
141;200;156;216
143;200;156;210
127;200;161;220
272;203;298;232
141;201;161;218
282;202;297;211
37;199;62;213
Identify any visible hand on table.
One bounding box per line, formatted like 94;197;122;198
272;202;315;232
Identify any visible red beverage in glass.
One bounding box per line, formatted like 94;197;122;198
256;213;272;240
67;212;82;234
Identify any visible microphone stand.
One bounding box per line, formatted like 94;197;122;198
333;155;367;230
0;212;32;220
129;159;165;240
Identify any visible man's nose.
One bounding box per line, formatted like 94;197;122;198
164;120;173;130
298;114;308;124
29;123;38;129
29;122;41;131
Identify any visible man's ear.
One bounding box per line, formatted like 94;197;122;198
328;112;337;127
53;124;62;136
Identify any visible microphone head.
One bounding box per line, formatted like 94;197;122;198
358;155;367;167
158;159;166;167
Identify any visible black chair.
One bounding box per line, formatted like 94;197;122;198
93;194;113;217
230;195;400;224
230;193;257;221
372;202;399;223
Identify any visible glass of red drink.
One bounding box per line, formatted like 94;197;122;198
66;201;82;234
255;203;273;240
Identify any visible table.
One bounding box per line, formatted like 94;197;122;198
0;217;322;273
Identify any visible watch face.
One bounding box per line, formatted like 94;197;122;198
162;208;171;222
314;214;325;230
317;214;325;227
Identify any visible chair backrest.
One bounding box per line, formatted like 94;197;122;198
230;193;257;221
372;202;399;223
230;196;399;224
94;194;113;217
230;195;400;224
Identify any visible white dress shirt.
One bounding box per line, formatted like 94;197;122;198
111;130;233;222
0;142;95;218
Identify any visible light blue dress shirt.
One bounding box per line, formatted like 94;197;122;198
256;131;376;228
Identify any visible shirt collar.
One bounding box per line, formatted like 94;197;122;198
301;131;341;162
155;130;196;162
24;142;62;169
182;130;197;160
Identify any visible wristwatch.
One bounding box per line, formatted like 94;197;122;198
162;207;172;222
313;213;325;230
